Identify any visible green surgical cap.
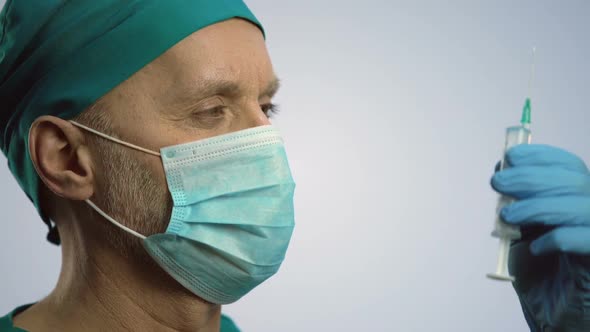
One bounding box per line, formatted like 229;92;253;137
0;0;264;244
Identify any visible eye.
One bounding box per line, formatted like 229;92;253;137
190;106;228;129
202;106;226;117
261;103;280;118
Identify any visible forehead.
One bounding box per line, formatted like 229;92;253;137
136;18;272;97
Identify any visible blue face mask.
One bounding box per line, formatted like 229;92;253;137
69;122;296;304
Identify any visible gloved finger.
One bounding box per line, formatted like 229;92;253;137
530;226;590;255
501;196;590;226
506;144;589;173
491;166;590;199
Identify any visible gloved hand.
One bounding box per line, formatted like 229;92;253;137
491;144;590;332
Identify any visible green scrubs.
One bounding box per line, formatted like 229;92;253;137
0;304;240;332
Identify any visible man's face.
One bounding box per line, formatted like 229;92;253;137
78;18;278;253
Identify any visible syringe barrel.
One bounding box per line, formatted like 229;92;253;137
491;125;532;239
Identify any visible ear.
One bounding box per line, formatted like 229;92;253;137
29;115;95;200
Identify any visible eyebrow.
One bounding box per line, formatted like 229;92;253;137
173;76;281;105
261;77;281;98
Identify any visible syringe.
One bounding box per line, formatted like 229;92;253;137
487;48;535;282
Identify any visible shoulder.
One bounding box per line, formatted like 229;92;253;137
3;307;240;332
0;304;32;332
220;314;241;332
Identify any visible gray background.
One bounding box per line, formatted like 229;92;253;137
1;0;589;331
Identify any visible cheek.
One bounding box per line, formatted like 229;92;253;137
133;155;173;234
146;156;169;192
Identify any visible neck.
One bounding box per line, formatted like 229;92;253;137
14;214;221;332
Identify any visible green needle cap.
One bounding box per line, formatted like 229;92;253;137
521;98;532;125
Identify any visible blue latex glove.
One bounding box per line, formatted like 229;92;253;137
491;144;590;332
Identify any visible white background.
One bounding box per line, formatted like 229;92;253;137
1;1;589;331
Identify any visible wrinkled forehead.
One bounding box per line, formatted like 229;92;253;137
128;19;273;102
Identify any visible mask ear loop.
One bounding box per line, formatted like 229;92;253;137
84;199;147;240
69;121;161;156
69;120;156;240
